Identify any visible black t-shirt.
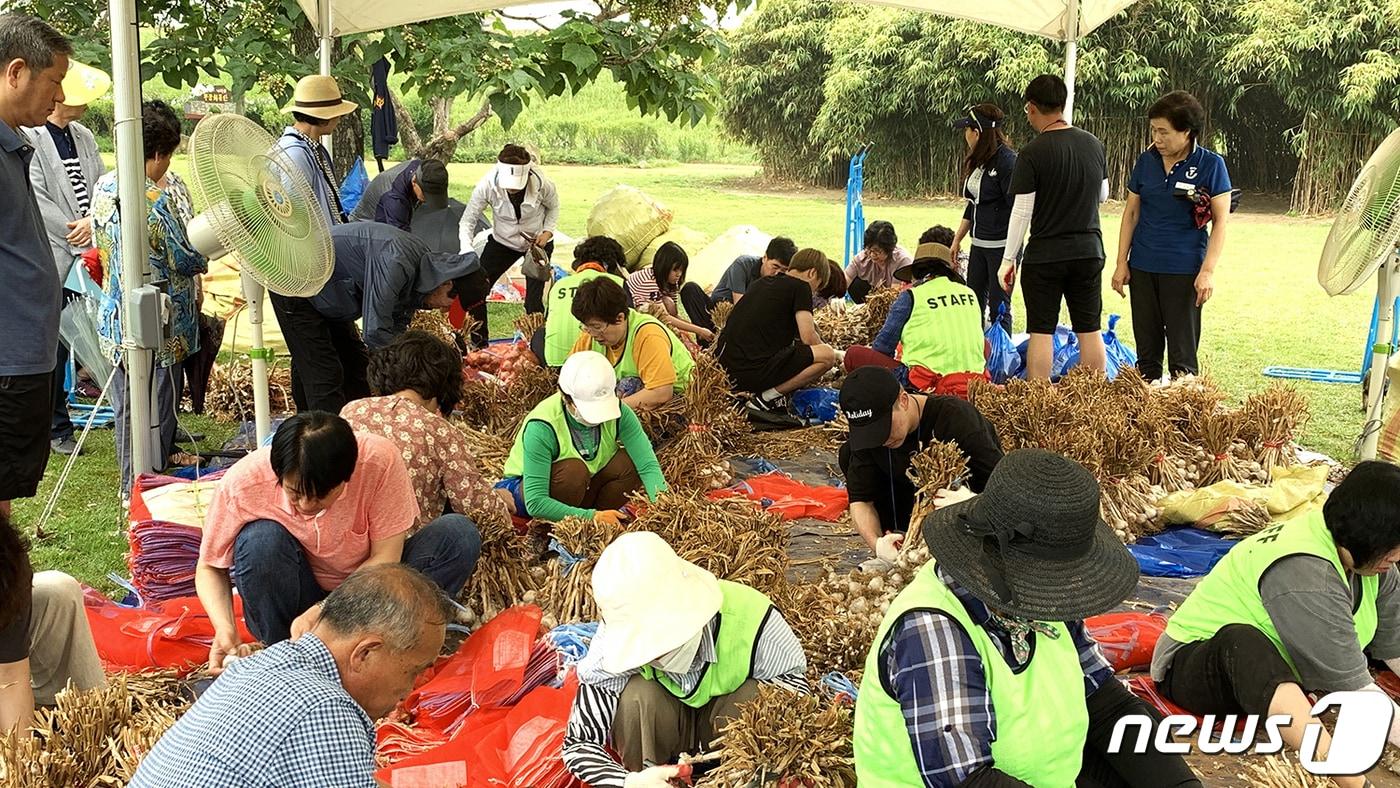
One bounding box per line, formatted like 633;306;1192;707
1010;126;1108;264
843;395;1004;504
715;274;813;371
0;590;32;664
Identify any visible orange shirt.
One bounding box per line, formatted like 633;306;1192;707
199;433;418;590
571;322;677;391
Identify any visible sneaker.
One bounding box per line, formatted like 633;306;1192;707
50;437;82;456
746;391;790;413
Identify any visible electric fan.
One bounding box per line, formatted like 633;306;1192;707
185;113;334;443
1317;127;1400;460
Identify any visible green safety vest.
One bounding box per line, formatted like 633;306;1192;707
502;393;619;478
638;581;774;708
586;310;695;392
900;276;986;376
1164;510;1379;679
544;269;626;366
854;562;1089;787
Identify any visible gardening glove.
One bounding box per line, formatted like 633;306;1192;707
933;487;977;509
624;765;688;788
875;532;904;562
595;509;627;528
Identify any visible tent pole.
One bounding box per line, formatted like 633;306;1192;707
109;0;155;493
1063;0;1080;123
318;0;334;155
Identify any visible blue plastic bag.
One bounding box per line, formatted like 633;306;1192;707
339;157;370;214
984;304;1020;384
1104;314;1138;376
1127;528;1237;578
1017;326;1078;380
792;387;840;423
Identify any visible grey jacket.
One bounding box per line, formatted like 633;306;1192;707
23;121;106;283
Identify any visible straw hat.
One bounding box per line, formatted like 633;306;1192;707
894;242;954;282
921;448;1139;621
282;75;357;120
589;532;723;673
60;61;111;107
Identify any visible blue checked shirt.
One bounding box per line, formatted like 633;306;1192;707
130;634;377;787
879;567;1115;787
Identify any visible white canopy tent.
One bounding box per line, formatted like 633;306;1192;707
107;0;1138;479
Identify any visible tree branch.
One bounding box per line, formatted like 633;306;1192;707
423;98;494;162
495;11;551;31
389;88;426;157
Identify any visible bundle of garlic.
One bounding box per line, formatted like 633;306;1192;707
205;361;294;422
461;522;541;626
456;364;559;434
811;288;899;349
409;309;465;349
1197;411;1259;486
449;422;512;480
697;684;857;788
1242;753;1330;788
653;354;747;490
1241;383;1310;472
513;311;546;340
903;440;970;551
710;300;735;333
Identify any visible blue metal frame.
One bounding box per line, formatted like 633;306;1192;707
843;143;872;267
1263;295;1398;384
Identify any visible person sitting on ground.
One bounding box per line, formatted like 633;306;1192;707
496;351;666;525
625;241;715;344
843;237;988;399
348;158;451;233
1152;461;1400;788
810;257;849;310
563;531;808;787
570;278;694;411
538;235;627;367
280;221;487;413
714;248;840;417
694;235;799;328
855;449;1203;788
0;512;104;734
837;366;1003;557
342;330;514;530
195;411;480;666
131;564;449;788
845;220;913;303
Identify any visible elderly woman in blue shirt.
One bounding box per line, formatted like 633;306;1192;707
1112;91;1232;380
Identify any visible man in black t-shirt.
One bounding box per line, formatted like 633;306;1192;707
838;366;1003;557
999;74;1110;380
715;248;840;417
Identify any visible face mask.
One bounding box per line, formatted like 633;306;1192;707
651;627;705;674
567;402;599;428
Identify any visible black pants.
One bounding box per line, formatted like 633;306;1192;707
678;282;717;334
1129;269;1202;380
269;293;369;414
51;288;81;441
0;371;54;500
849;277;873;304
471;236;554;347
966;246;1012;332
838;442;914;534
1157;624;1298;718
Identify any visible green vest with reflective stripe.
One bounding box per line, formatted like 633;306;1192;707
544;269;626;366
587;310;694;392
854;562;1089;787
638;581;774;708
1164;510;1379;679
900;276;986;376
502;393;619;478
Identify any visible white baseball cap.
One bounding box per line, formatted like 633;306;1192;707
559;351;621;425
495;161;531;191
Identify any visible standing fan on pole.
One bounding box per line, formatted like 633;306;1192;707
1314;128;1400;460
184;114;334;444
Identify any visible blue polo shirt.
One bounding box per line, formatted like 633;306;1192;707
1127;144;1231;275
0;122;61;376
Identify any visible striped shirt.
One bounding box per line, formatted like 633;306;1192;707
625;267;666;306
563;609;810;786
45;122;89;214
878;566;1114;786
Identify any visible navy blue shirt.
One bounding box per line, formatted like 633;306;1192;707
710;254;763;303
0;122;61;376
1127;145;1231;275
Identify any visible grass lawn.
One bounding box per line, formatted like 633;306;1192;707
31;160;1371;592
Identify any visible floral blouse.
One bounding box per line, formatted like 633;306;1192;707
93;172;208;368
341;395;510;533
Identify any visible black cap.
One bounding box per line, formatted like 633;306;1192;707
840;366;903;451
416;159;449;209
953;108;999;131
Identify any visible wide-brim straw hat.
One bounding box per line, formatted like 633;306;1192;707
589;531;723;674
922;448;1139;621
61;61;111;107
282;75;357;120
894;242;955;282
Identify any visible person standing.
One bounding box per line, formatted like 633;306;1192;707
93;101;208;499
999;74;1110;380
24;60;107;457
845;220;912;303
1113;91;1232;381
349;157;451;233
458;144;559;330
950;104;1016;332
0;14;71;519
276;75;356;227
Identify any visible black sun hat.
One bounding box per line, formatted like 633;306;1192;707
921;448;1139;621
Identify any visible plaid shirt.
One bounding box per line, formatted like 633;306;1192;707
130;634;377;787
878;567;1114;787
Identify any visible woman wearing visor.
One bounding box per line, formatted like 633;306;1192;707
458;144;561;344
949;104;1017;331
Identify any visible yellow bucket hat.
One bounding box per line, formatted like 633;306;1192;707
61;61;112;107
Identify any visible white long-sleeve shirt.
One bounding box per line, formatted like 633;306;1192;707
457;168;559;253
